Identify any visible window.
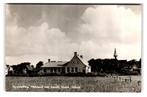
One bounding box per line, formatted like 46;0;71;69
62;68;65;73
71;67;74;72
44;69;46;72
75;67;78;72
54;68;57;72
67;67;70;72
50;68;53;73
58;68;61;72
83;69;85;73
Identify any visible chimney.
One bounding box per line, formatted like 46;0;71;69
74;52;77;56
48;59;50;62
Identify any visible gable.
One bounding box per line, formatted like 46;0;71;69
65;55;86;67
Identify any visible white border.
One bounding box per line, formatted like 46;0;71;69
2;0;143;3
0;0;146;97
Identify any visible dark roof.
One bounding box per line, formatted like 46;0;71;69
62;55;90;67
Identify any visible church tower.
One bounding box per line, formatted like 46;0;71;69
113;48;118;60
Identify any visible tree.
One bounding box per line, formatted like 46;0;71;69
35;61;44;74
11;62;31;75
138;58;141;68
36;61;44;69
88;58;97;72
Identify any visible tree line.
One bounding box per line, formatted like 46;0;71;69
6;58;141;76
88;58;141;75
6;61;44;76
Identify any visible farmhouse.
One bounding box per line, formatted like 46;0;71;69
38;52;91;75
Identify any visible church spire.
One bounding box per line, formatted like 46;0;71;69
113;48;118;60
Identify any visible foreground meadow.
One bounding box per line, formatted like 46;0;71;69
5;76;141;92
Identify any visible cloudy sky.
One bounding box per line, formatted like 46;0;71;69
5;4;141;65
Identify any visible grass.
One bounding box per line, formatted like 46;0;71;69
5;76;141;92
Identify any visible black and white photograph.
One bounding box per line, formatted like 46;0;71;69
5;3;141;92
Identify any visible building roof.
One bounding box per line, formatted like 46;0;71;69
42;61;68;67
62;53;90;67
42;52;90;68
79;57;89;67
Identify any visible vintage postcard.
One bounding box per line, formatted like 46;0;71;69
5;3;141;92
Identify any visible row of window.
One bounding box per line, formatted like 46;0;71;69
71;60;79;64
66;67;78;73
43;67;79;73
44;68;63;73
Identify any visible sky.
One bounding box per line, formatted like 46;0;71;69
5;4;142;65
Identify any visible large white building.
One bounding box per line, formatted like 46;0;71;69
39;52;91;75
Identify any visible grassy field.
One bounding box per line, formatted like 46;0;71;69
5;76;141;92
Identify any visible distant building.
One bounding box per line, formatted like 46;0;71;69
39;52;91;75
